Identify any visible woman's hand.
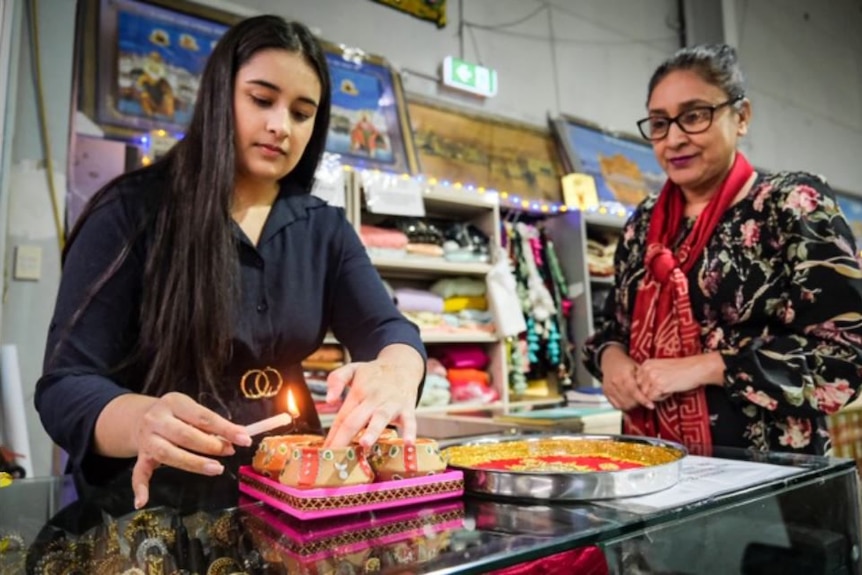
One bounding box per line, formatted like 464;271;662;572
636;352;726;402
600;344;655;411
96;392;252;509
324;344;424;449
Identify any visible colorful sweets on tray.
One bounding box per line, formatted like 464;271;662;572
251;430;447;488
443;438;683;473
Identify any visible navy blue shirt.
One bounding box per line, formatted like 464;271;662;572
35;165;425;487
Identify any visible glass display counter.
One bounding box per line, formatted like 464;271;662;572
0;445;858;574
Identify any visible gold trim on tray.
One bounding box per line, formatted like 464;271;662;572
239;472;464;511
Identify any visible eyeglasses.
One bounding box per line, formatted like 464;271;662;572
636;96;744;141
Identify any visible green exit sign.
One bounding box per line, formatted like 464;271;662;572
441;56;498;98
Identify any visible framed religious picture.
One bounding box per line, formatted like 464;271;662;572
407;94;564;203
87;0;237;134
551;114;665;208
836;189;862;255
370;0;447;28
322;42;418;175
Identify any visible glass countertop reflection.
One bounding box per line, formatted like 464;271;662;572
0;446;856;574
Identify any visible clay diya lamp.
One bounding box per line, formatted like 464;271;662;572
369;438;447;481
278;440;375;488
252;434;323;479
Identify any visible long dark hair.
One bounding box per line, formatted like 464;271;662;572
646;43;746;103
65;15;331;399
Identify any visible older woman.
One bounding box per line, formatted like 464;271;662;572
585;44;862;455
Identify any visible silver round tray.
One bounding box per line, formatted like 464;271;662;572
441;434;687;501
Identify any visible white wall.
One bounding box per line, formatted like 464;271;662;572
1;0;860;476
2;0;73;478
732;0;862;193
238;0;681;133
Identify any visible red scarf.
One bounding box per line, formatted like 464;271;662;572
625;152;754;455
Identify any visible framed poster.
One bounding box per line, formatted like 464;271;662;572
93;0;234;133
407;95;564;202
370;0;447;28
836;190;862;254
551;115;665;208
322;43;418;175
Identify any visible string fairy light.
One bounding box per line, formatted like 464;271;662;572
314;158;633;220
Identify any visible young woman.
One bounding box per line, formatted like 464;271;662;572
36;15;425;508
585;44;862;456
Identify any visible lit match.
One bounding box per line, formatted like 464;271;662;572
244;412;293;437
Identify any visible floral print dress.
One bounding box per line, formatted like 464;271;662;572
584;171;862;455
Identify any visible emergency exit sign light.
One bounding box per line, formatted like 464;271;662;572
442;56;498;97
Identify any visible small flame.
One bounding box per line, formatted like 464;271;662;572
286;388;300;418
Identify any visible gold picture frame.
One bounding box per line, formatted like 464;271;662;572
551;113;664;208
77;0;240;138
321;41;419;175
370;0;447;28
407;95;564;203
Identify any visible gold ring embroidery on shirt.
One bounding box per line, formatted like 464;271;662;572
240;367;283;399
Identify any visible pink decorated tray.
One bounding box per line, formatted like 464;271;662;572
238;465;464;520
241;498;465;561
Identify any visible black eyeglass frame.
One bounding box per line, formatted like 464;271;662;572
636;95;745;141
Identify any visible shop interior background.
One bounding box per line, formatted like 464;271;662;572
1;0;860;477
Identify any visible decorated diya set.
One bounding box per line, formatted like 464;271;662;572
238;428;464;519
250;429;450;486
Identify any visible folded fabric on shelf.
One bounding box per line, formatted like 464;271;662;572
359;224;409;249
405;243;445;258
429;277;487;299
365;246;407;259
426;357;448;378
454;309;495;330
443;295;488;313
402;310;445;330
446;367;491;386
304;344;344;363
436;345;490;370
419;374;452;407
449;370;498;404
395;288;444;314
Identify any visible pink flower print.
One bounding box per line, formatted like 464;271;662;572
721;303;740;324
803;320;862;347
702;268;722;297
800;288;817;303
742;385;778;411
813;379;854;414
778;417;812;448
778;300;795;324
705;327;725;350
624;224;635;242
785;185;820;215
740;219;760;248
753;183;773;212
